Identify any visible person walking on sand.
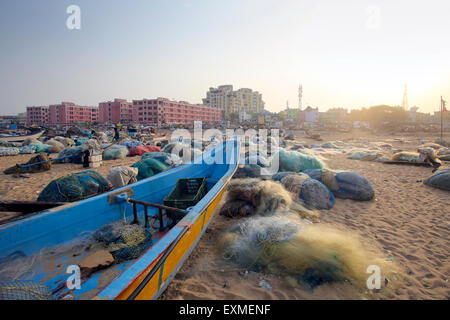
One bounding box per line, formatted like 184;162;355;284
113;127;120;142
418;147;441;173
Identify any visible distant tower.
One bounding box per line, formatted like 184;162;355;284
402;84;409;111
286;100;289;110
298;84;303;110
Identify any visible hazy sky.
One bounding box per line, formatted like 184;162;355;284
0;0;449;115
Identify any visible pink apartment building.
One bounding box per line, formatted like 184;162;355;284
132;98;222;125
98;99;133;124
27;106;49;126
49;102;98;125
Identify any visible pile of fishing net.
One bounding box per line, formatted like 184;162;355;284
141;152;183;167
67;126;88;136
37;170;112;202
18;145;36;154
128;145;161;157
0;141;20;148
75;138;88;146
277;150;325;172
0;147;20;157
107;166;139;188
29;143;49;153
305;169;375;201
423;169;450;191
0;280;53;300
22;137;41;146
279;173;336;210
57;140;100;164
247;154;270;167
219;214;396;290
103;145;129;160
220;200;255;218
226;179;293;216
4;153;52;175
119;140;143;149
347;150;383;161
420;142;442;150
45;139;65;153
321;142;338;149
233;164;263;179
57;146;85;163
162;142;192;162
390;151;421;162
93;221;152;263
437;148;450;161
132;158;169;181
53;136;75;147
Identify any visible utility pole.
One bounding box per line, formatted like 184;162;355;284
402;84;409;111
298;84;303;110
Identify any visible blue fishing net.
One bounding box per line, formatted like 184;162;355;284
93;221;152;263
0;281;53;300
277;150;325;172
132;158;169;181
424;169;450;191
103;145;129;160
37;170;112;202
304;169;375;201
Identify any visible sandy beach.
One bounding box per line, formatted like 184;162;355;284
161;130;449;300
0;130;448;300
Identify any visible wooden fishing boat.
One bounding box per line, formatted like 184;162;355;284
0;138;240;300
0;130;44;143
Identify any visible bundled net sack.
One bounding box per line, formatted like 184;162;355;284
103;145;129;160
75;138;88;146
45;139;65;153
128;145;161;157
0;141;20;148
0;147;20;157
347;151;381;161
390;151;421;162
131;158;169;181
119;140;143;149
421;142;442;150
19;145;36;154
54;136;74;147
4;153;52;175
247;155;269;167
233;164;262;179
37;170;112;202
107;166;139;188
141;152;182;167
219;200;255;218
272;171;296;181
277;150;325;172
281;173;335;210
57;146;85;163
321;142;338;149
423;169;450;191
305;169;375;201
162;142;191;161
29;143;49;153
0;280;53;300
93;221;152;263
22;137;41;146
219;215;397;289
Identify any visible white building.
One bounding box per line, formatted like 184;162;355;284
203;85;265;117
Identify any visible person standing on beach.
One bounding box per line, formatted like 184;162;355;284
113;127;120;142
